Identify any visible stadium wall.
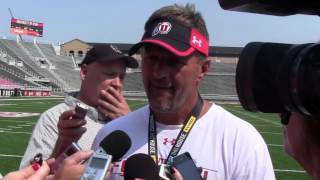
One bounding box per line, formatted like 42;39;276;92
0;85;51;97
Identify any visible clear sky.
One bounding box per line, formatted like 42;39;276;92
1;0;320;47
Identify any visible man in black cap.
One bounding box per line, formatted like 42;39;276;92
93;4;275;180
20;44;138;169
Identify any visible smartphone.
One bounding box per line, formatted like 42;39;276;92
171;152;202;180
81;148;112;180
73;103;88;119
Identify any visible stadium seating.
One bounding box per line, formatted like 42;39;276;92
0;39;80;91
20;41;42;57
123;71;145;92
37;42;81;89
210;60;237;74
0;38;240;101
0;66;34;87
0;40;43;78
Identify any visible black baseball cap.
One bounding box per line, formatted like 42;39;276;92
129;19;209;57
79;44;138;68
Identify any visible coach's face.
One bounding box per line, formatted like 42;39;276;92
80;61;126;107
141;45;208;113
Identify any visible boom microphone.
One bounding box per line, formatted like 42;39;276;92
81;130;132;180
124;153;160;180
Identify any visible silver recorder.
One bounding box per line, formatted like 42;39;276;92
81;148;112;180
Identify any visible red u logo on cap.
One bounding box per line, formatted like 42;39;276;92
152;22;172;36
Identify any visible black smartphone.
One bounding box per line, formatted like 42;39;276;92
172;152;202;180
73;102;88;119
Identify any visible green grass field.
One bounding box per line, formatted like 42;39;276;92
0;97;309;179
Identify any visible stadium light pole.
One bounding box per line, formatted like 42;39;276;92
8;8;23;42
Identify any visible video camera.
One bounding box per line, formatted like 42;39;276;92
218;0;320;119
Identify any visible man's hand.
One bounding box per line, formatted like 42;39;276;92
51;109;87;158
97;86;131;120
172;167;184;180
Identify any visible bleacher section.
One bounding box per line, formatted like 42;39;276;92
0;40;45;77
123;60;238;102
210;60;237;74
38;43;56;55
201;73;236;95
0;55;44;88
49;55;81;89
123;72;144;92
37;43;80;89
0;64;34;87
0;78;14;85
20;41;42;57
0;39;82;91
0;38;240;101
0;40;43;79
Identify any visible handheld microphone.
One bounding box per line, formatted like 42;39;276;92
124;153;160;180
81;130;131;180
73;102;88;119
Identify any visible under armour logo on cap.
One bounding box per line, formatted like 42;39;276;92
190;29;208;56
152;22;172;36
192;36;202;48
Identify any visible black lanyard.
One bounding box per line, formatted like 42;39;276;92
148;96;203;164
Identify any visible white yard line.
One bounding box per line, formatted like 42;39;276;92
254;124;280;127
7;126;23;129
0;128;12;131
0;120;34;123
268;144;283;147
0;154;22;158
260;132;282;135
0;130;31;134
17;124;32;127
274;169;306;173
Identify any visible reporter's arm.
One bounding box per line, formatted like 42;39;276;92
49;150;93;180
3;160;52;180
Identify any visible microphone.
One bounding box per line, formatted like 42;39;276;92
124;153;160;180
81;130;131;180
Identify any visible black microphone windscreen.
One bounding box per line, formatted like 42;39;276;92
124;153;160;180
99;130;131;161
